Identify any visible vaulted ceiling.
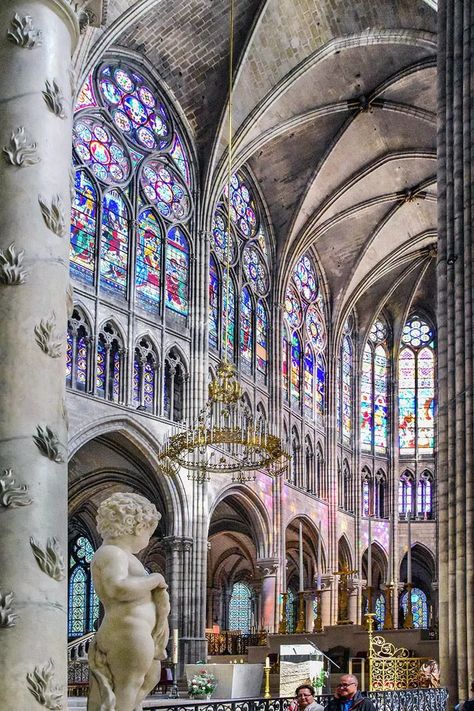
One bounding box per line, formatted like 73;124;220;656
75;0;438;340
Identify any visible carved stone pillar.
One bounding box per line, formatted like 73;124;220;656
437;0;474;700
256;559;278;632
0;1;79;707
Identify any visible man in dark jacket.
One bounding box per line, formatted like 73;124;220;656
326;675;375;711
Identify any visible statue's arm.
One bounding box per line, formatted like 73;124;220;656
94;547;167;602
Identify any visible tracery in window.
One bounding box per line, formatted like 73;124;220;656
399;471;414;516
71;61;193;320
374;592;385;630
283;253;327;421
68;534;99;638
398;315;435;453
209;172;270;381
342;332;353;444
133;337;158;412
96;322;123;402
417;471;433;518
362;468;372;517
164;349;187;422
400;587;428;628
67;308;91;392
228;581;252;633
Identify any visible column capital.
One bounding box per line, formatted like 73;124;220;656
256;558;279;577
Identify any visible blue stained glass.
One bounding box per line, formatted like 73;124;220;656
228;582;252;633
256;300;268;375
136;208;162;310
133;357;140;405
291;331;301;406
240;287;253;373
140;159;191;222
69;567;87;637
306;304;326;352
212;212;236;263
223;173;258;239
209;257;219;349
97;63;172;152
68;535;98;639
100;190;129;296
70;170;97;284
375;593;385;630
294;254;317;301
304;345;314;415
401;587;428;628
143;360;155;408
316;353;325;418
73;117;131;185
166;226;189;316
113;349;120;400
170;134;191;186
223;271;236;360
286;588;297;633
284;285;302;329
362;479;370;517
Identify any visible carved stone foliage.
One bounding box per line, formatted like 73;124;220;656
26;659;63;710
0;469;32;509
0;590;18;628
42;79;66;119
7;13;42;48
3;127;39;167
34;313;63;358
38;194;66;237
0;243;28;285
30;537;66;581
33;425;65;462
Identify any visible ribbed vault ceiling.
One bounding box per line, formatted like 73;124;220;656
75;0;438;337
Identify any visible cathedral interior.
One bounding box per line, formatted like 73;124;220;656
0;0;472;707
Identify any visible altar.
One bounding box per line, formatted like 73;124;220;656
185;663;264;699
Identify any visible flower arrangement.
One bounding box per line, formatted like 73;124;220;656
188;670;217;698
312;669;328;689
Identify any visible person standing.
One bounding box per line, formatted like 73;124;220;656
326;675;375;711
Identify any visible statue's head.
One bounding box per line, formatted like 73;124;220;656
96;492;161;539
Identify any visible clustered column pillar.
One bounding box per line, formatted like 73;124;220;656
437;0;474;702
0;1;79;707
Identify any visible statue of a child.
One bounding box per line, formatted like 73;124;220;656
87;492;170;711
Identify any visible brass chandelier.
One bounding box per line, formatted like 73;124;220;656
159;0;290;484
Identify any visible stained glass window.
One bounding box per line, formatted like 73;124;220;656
72;59;193;335
306;304;326;352
316;354;325;418
286;588;297;633
417;472;433;517
240;287;253;373
291;332;301;406
294;255;318;301
228;582;252;633
375;593;385;630
282;330;289;400
399;472;413;515
96;326;122;401
100;190;129;296
256;301;268;376
223;272;236;361
133;338;157;412
67;310;90;392
68;534;99;638
166;226;189;316
136;208;162;310
285;285;302;329
362;476;370;517
209;257;219;350
374;345;388;451
360;344;373;450
209;172;269;375
401;587;428;628
97;64;172;151
342;335;352;444
398;316;435;454
70;170;97;284
304;345;314;416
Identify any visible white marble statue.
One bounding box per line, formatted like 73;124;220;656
87;492;170;711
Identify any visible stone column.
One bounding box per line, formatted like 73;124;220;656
437;0;474;701
256;559;278;632
320;575;333;628
0;1;79;708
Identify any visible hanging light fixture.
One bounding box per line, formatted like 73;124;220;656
159;0;290;484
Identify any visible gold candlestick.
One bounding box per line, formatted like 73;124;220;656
295;590;306;633
264;664;271;698
278;592;288;633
